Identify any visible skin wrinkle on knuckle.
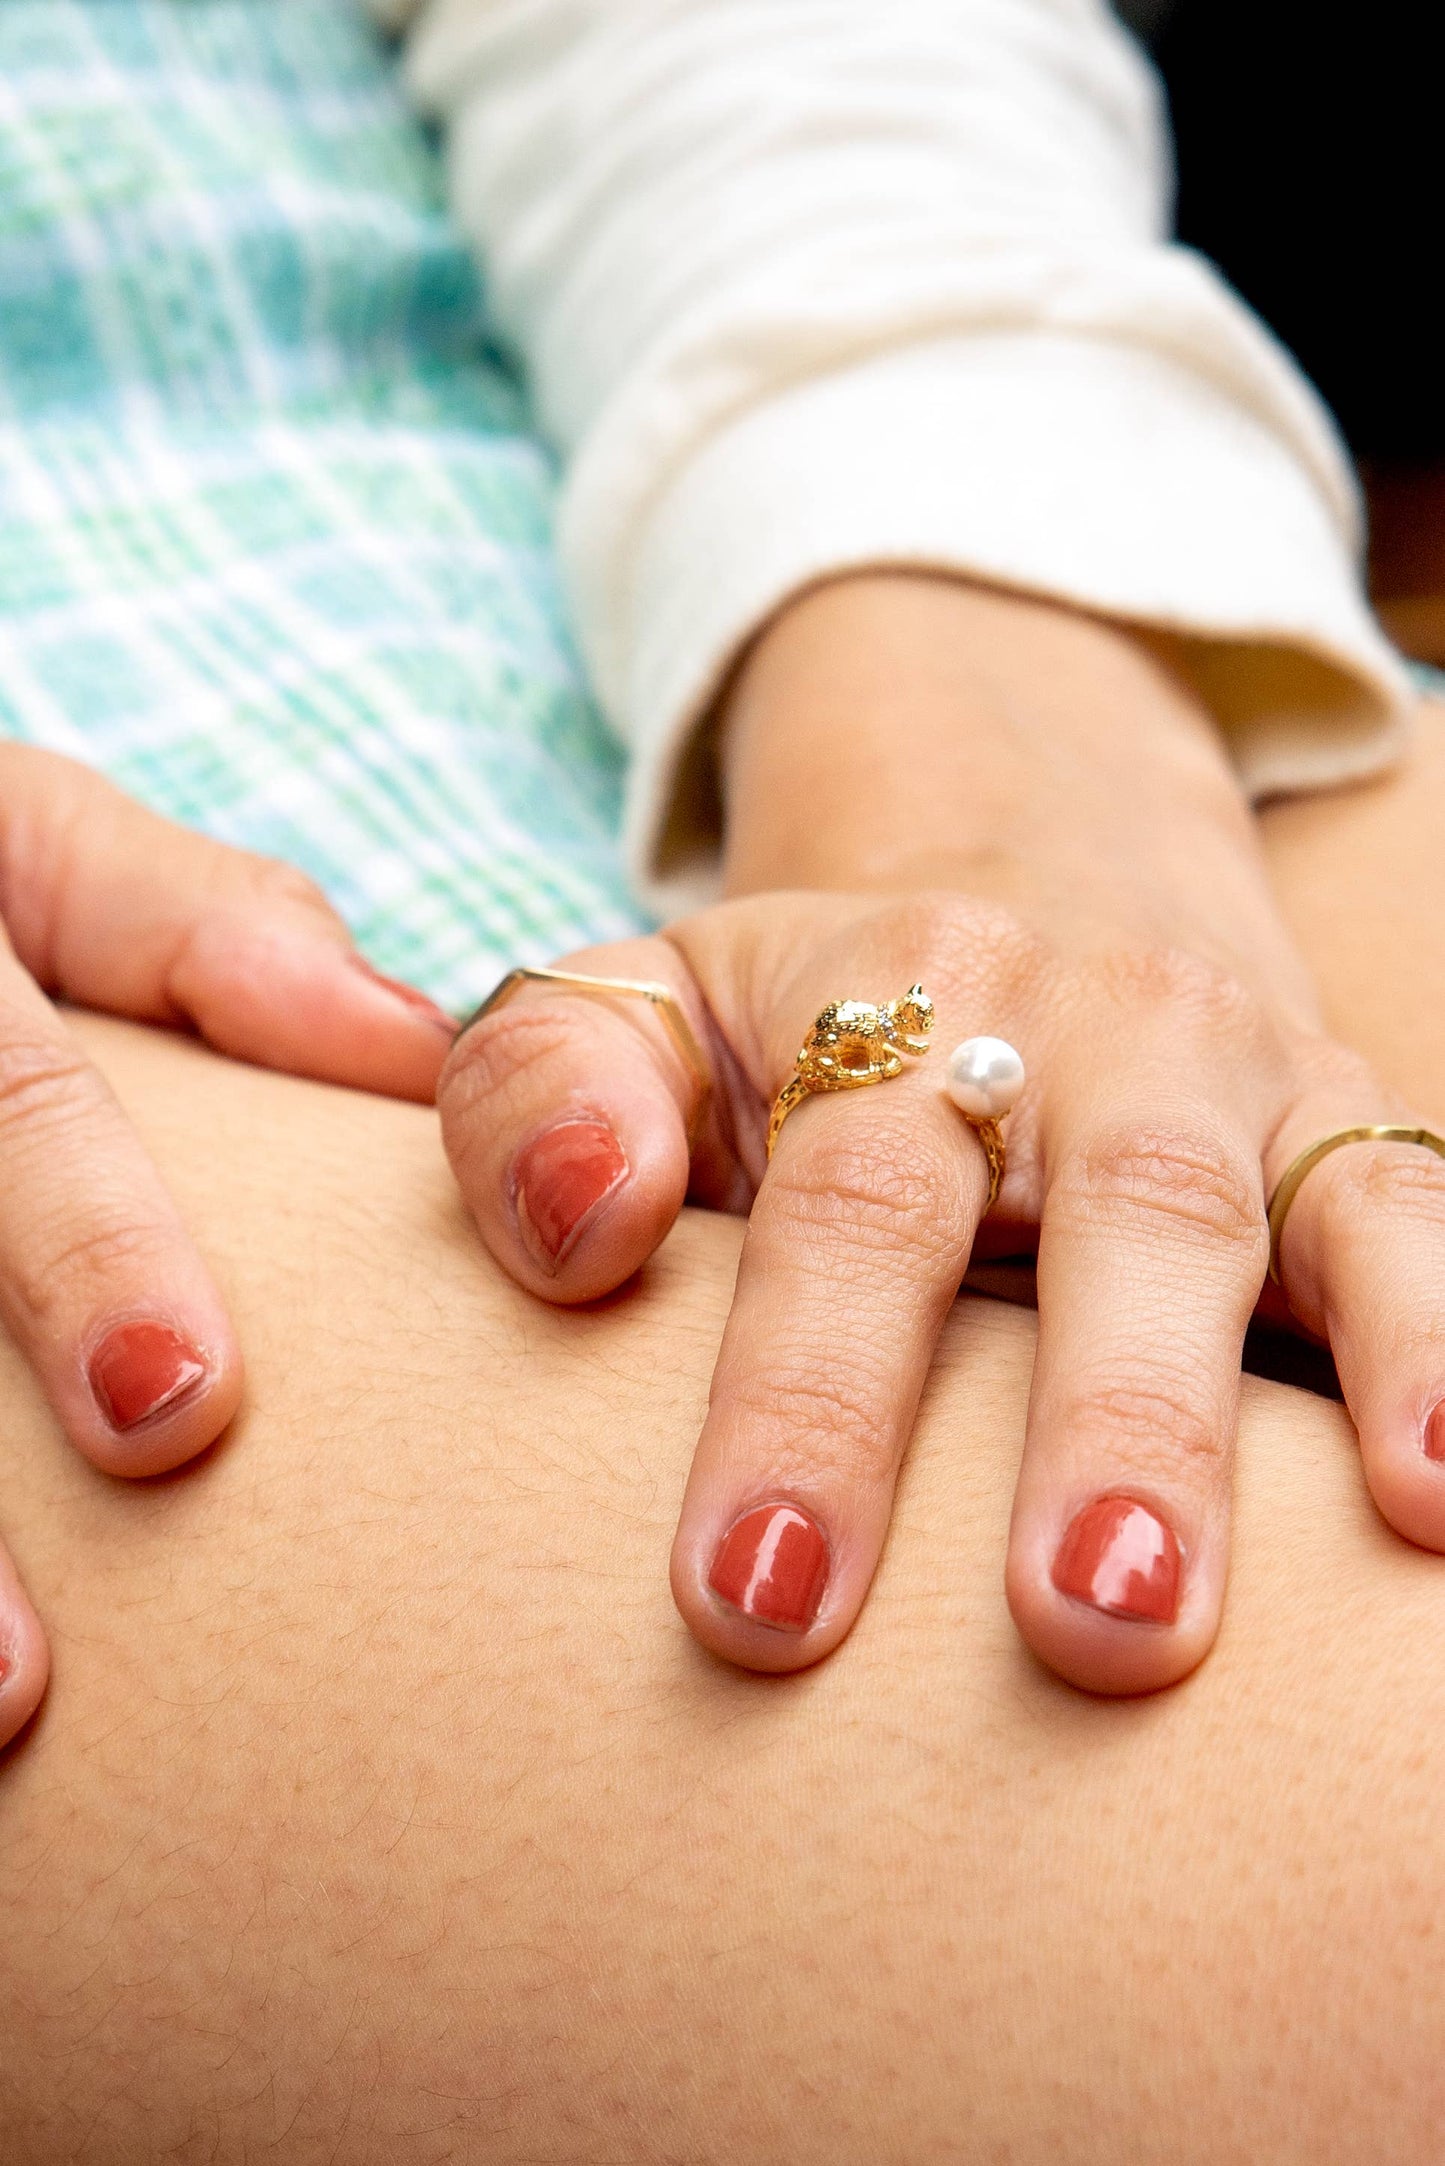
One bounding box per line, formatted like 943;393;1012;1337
1056;1128;1266;1262
441;1004;602;1125
1086;943;1258;1032
721;1365;901;1488
1327;1148;1445;1231
881;892;1046;1014
1058;1376;1228;1476
1281;1029;1378;1107
0;1027;106;1150
3;1215;177;1338
1077;946;1285;1102
763;1135;970;1272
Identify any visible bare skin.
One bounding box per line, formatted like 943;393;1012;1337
0;745;451;1746
442;578;1445;1695
2;705;1445;2161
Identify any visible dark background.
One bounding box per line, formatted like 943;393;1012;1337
1147;2;1439;468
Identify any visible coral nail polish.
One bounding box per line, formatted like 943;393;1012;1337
708;1503;830;1632
1425;1404;1445;1462
89;1322;208;1432
1052;1495;1181;1624
351;958;455;1034
514;1118;629;1269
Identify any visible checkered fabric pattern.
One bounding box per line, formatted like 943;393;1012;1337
0;0;648;1015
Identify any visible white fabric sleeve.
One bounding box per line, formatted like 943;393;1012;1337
366;0;1412;913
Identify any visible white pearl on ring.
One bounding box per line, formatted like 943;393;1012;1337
944;1036;1025;1120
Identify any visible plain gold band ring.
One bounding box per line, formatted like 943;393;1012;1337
1267;1122;1445;1285
457;966;711;1143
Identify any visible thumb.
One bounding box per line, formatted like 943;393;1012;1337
0;745;453;1101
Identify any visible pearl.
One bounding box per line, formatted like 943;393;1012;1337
944;1036;1025;1120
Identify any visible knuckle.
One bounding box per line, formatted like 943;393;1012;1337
726;1364;900;1488
242;852;334;919
883;891;1046;1009
441;999;594;1108
1284;1030;1377;1104
1333;1145;1445;1227
1059;1125;1265;1257
1063;1375;1227;1474
8;1215;168;1336
0;1026;97;1143
1089;944;1261;1043
766;1125;971;1269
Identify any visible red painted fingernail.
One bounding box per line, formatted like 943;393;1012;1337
351;957;455;1035
1052;1496;1181;1624
1425;1404;1445;1462
708;1503;830;1632
514;1117;629;1270
89;1322;208;1432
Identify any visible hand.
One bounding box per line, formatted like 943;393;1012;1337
0;746;453;1747
437;577;1445;1697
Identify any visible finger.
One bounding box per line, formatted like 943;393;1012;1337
0;743;452;1101
669;1069;988;1674
1005;993;1272;1696
1267;1078;1445;1553
0;1544;48;1753
438;940;719;1305
0;941;241;1477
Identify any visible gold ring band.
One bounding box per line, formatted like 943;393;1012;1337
967;1118;1007;1214
1267;1122;1445;1284
766;983;934;1158
457;966;710;1141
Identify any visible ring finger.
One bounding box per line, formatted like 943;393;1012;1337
1005;978;1277;1696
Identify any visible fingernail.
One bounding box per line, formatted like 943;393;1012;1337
89;1321;209;1432
513;1117;628;1270
708;1503;830;1632
350;957;455;1036
1424;1404;1445;1462
1052;1496;1181;1624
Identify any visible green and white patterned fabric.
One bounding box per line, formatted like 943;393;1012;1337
0;0;648;1014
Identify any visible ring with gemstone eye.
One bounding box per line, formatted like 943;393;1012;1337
766;983;934;1158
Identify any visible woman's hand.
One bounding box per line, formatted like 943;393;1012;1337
0;744;453;1746
437;576;1445;1695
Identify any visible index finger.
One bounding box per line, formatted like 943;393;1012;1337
437;941;717;1304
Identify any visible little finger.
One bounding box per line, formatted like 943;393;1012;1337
1268;1095;1445;1552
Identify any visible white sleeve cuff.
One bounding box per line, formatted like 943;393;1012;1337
589;330;1412;917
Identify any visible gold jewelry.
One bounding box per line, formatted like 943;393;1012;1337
1267;1122;1445;1284
943;1035;1026;1213
458;966;710;1139
766;984;933;1158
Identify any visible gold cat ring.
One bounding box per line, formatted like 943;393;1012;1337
766;983;935;1157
